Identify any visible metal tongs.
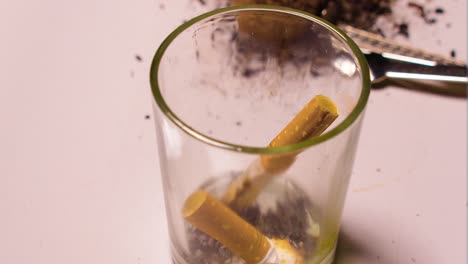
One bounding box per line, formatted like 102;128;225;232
340;25;467;97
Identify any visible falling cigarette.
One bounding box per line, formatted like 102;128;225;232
223;95;339;211
183;191;272;264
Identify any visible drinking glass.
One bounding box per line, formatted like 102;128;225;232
150;5;370;264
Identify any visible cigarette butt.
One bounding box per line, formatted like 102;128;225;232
260;95;339;173
183;191;271;264
223;95;339;210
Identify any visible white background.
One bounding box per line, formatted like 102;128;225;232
0;0;466;263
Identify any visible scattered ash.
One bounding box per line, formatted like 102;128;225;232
187;0;457;92
376;28;386;38
210;28;225;42
408;2;427;22
396;23;409;38
189;0;453;40
228;21;335;79
408;2;442;25
428;18;437;24
135;54;143;62
450;50;456;58
191;0;394;33
241;68;263;78
269;0;392;31
435;8;444;14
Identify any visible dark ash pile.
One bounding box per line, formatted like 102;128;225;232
192;0;449;39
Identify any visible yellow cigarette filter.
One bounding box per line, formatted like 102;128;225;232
233;1;309;44
223;95;339;210
260;95;339;173
183;191;271;264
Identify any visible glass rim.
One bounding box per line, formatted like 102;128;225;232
150;5;371;155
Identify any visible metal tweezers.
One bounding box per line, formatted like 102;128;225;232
339;25;467;96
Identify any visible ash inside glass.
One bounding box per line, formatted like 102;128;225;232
185;174;320;264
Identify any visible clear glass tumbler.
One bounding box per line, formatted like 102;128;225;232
150;5;370;264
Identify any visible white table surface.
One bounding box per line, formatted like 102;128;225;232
0;0;466;263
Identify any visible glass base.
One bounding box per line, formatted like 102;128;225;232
171;241;337;264
172;175;338;264
317;247;336;264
